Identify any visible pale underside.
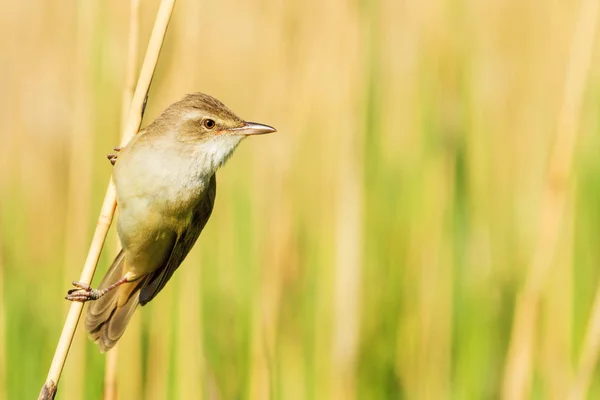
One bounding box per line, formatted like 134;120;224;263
113;130;243;304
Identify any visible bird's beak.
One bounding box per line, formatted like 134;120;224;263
232;121;277;136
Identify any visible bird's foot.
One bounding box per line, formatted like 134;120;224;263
107;146;122;166
65;281;103;302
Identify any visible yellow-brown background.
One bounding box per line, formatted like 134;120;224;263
1;0;600;399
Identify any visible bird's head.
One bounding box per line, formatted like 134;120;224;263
159;92;275;141
152;92;276;170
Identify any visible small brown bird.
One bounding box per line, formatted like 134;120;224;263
66;93;275;351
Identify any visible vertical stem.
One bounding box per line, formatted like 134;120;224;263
103;347;119;400
331;141;363;398
502;0;600;398
38;1;177;399
121;0;141;134
330;4;366;398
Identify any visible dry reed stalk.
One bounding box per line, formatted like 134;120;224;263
38;1;177;399
331;17;364;400
103;346;119;400
501;0;600;398
145;291;175;400
175;260;203;398
249;193;289;399
541;193;574;398
116;313;143;400
120;0;141;135
103;1;141;399
332;142;363;399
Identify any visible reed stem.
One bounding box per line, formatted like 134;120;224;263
38;1;177;398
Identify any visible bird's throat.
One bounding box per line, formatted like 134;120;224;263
194;135;244;173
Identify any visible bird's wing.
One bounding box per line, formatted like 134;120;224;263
138;174;217;305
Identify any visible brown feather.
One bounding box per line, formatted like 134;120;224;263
85;249;145;352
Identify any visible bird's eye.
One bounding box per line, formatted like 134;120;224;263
203;119;216;129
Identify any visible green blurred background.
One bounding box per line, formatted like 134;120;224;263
2;0;600;399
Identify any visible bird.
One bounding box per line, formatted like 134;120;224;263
65;92;276;352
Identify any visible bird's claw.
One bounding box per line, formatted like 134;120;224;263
107;146;122;166
65;281;101;302
107;155;118;165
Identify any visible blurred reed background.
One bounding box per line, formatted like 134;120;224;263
2;0;600;399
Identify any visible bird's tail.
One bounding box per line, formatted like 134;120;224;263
85;249;142;352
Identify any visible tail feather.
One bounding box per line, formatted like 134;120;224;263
85;249;142;352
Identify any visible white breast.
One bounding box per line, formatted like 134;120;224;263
161;134;244;211
115;133;244;219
